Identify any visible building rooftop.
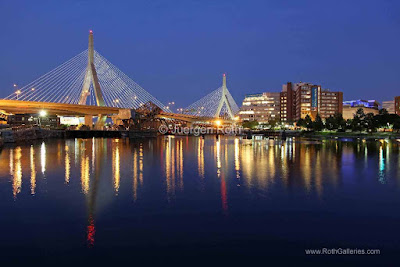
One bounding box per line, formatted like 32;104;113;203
343;99;380;109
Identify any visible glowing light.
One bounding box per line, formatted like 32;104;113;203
112;141;120;195
12;147;22;198
65;145;70;184
41;142;46;174
15;90;21;95
31;88;35;91
215;120;221;126
30;146;36;195
39;110;47;117
80;156;90;194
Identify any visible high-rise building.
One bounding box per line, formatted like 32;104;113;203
238;92;281;123
239;82;343;123
280;82;296;122
382;96;400;115
282;82;343;121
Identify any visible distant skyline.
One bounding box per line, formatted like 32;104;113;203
1;0;399;108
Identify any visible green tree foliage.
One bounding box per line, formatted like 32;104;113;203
242;120;259;129
313;114;324;131
364;113;378;132
333;112;346;131
351;108;366;132
296;118;305;128
393;118;400;133
304;114;313;130
294;109;400;133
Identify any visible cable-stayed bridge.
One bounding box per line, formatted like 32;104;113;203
0;31;239;128
183;74;239;119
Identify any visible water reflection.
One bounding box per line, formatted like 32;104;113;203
12;147;22;198
1;136;400;246
30;146;36;195
41;142;46;175
112;140;120;195
198;138;205;179
379;144;386;184
65;145;70;184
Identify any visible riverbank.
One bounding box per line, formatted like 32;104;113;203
243;129;400;141
302;131;400;140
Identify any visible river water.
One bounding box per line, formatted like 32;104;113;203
0;136;399;264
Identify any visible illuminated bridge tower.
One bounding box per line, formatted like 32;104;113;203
79;31;105;106
78;31;107;128
214;74;235;119
184;74;239;120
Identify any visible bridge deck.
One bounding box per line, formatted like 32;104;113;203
0;99;120;116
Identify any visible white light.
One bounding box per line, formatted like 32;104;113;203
39;110;47;117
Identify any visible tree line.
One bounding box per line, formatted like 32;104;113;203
296;108;400;132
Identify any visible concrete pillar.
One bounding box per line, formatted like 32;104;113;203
78;30;106;106
85;115;93;128
94;114;107;130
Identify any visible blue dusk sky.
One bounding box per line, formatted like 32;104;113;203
0;0;399;107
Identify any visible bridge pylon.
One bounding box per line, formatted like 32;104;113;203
184;74;239;119
214;74;235;119
78;30;107;129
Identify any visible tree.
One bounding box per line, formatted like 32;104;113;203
242;120;259;129
304;115;313;130
364;113;378;132
296;118;305;128
333;112;346;131
376;109;392;131
313;114;324;131
345;119;353;131
393;118;400;133
268;119;278;128
325;115;335;130
379;108;389;115
351;108;366;133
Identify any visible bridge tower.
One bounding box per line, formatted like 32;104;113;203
78;30;107;128
214;74;235;119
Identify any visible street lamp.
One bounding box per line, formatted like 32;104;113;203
39;110;47;128
15;89;21;100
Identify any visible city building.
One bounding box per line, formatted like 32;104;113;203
342;99;380;120
239;82;343;123
280;83;295;122
282;82;343;121
238;92;281;123
382;96;400;115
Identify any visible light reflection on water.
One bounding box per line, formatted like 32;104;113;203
0;136;400;259
2;137;400;201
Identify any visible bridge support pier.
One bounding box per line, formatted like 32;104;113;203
94;114;107;130
85;115;93;128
